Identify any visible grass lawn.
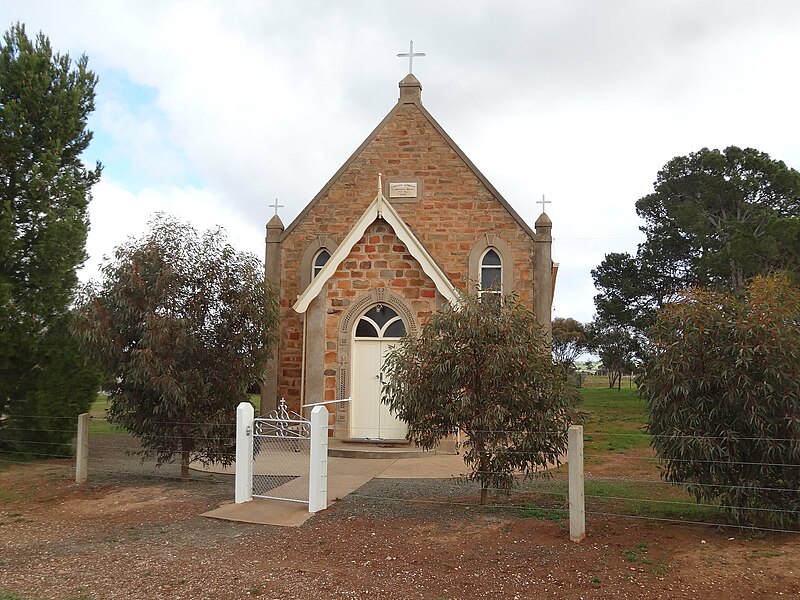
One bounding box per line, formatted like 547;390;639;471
88;394;122;435
249;394;261;414
578;386;650;453
517;384;729;525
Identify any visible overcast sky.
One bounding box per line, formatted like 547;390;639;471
4;1;800;322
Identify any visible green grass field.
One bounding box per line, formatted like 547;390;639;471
517;384;729;524
575;372;637;389
577;386;650;453
87;395;122;435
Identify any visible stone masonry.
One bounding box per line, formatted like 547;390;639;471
264;75;552;434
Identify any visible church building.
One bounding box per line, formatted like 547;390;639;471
263;73;556;440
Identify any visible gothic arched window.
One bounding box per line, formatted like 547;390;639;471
479;248;502;301
312;249;331;278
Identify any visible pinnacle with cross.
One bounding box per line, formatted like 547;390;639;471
397;40;425;75
537;194;551;214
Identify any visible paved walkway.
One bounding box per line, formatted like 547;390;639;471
201;452;469;527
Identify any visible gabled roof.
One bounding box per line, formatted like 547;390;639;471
293;182;458;314
281;76;536;241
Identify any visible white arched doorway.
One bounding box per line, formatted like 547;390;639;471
350;304;408;440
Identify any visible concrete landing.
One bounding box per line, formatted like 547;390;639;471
200;452;468;526
328;438;428;459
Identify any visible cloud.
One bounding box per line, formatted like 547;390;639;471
82;179;263;283
6;0;800;322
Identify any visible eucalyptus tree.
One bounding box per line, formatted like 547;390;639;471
382;292;578;504
551;317;588;371
585;318;641;390
641;275;800;529
75;216;279;479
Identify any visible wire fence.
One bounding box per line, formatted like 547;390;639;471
0;414;236;487
1;416;798;534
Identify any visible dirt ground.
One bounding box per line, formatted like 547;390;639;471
1;457;798;600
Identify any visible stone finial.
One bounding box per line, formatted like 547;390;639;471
266;214;285;232
399;74;422;103
535;211;552;231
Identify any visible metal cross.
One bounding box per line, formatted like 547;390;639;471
269;198;284;216
537;194;551;214
397;40;425;75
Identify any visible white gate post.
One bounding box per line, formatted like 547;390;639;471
568;424;586;542
308;405;328;513
235;401;254;504
75;413;89;484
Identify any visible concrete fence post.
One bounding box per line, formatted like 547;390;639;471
235;401;254;504
568;424;586;542
308;405;328;513
75;413;89;484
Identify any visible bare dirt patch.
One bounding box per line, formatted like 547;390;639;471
0;459;797;600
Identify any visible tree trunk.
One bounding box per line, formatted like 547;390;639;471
475;437;490;505
181;435;190;480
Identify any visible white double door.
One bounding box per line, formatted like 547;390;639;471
350;338;407;440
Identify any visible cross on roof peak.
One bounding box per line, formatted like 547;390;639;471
397;40;425;75
269;198;284;217
537;194;551;214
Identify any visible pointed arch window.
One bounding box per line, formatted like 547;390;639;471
479;248;502;301
312;249;331;278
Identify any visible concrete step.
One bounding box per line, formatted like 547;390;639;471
328;439;430;459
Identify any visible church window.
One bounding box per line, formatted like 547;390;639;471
355;305;406;338
312;249;331;278
479;248;502;301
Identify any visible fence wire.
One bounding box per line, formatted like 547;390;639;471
3;416;799;534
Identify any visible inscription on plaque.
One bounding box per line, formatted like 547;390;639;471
389;182;418;198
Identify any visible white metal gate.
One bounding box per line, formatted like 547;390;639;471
252;400;311;504
235;399;328;513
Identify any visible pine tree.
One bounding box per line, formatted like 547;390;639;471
0;23;102;454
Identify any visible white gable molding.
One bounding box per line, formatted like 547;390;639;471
293;190;458;314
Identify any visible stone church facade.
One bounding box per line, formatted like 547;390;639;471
263;74;555;440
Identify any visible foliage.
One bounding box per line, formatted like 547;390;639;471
551;317;588;371
641;275;800;529
591;251;663;334
586;319;640;389
382;291;579;504
0;23;102;453
592;146;800;335
1;315;101;455
74;215;279;478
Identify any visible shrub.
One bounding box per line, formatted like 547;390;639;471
382;291;579;504
641;275;800;529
